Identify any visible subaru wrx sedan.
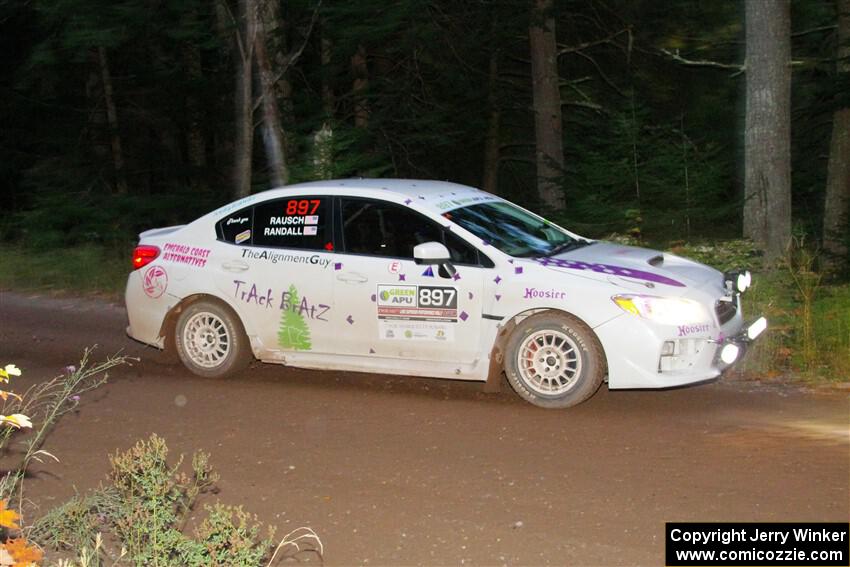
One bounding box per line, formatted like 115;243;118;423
125;179;766;408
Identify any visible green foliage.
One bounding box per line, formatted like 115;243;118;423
108;433;219;566
566;105;736;241
35;434;310;566
189;504;274;567
735;270;849;383
5;189;223;250
29;488;121;551
289;121;393;183
0;351;125;503
666;239;763;272
0;244;128;297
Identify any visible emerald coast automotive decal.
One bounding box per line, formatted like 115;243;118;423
161;242;210;268
377;285;458;342
142;265;168;298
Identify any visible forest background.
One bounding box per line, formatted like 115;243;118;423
0;0;848;380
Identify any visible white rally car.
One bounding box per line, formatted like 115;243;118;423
125;179;766;408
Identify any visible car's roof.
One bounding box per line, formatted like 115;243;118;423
248;178;501;213
276;178;475;198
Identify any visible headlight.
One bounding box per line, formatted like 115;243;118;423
611;294;709;325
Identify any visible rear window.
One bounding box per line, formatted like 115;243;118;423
217;210;253;244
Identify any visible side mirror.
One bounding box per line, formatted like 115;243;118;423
413;242;451;265
413;241;457;277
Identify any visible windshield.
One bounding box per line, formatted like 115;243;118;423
443;201;583;258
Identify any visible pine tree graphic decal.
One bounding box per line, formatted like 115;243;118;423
278;284;312;350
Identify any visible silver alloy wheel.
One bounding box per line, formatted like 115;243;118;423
181;311;231;369
516;329;582;396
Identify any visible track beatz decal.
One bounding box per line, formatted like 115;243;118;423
230;281;329;351
162;243;210;268
142;265;168;298
377;285;458;342
534;257;686;287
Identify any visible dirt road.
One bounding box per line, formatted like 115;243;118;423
1;291;848;566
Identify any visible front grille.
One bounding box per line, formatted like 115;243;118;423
715;300;737;325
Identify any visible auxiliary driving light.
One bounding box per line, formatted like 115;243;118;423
737;271;752;292
724;269;752;294
747;317;767;340
720;343;740;364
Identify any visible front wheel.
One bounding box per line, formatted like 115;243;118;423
504;312;604;409
175;300;252;378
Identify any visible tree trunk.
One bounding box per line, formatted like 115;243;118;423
823;0;850;273
255;2;289;187
351;44;369;129
97;46;128;195
312;122;334;180
183;35;208;192
743;0;792;262
85;66;109;163
233;0;255;198
259;0;295;154
321;23;335;117
529;0;564;212
482;47;501;195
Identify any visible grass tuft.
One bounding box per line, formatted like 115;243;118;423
0;244;128;299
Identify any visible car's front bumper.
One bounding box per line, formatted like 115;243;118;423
595;311;767;390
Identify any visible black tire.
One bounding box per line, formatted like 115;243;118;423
503;312;604;409
174;300;252;378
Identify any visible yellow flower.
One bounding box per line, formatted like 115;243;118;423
0;415;32;429
0;365;19;385
1;537;43;565
2;366;20;378
0;501;20;530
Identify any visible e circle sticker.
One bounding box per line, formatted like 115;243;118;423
143;265;168;298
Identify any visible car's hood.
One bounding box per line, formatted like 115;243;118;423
534;242;723;294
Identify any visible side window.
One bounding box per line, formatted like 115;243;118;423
341;198;484;265
250;196;330;250
444;230;480;266
217;208;254;244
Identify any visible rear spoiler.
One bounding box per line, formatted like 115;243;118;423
138;225;186;240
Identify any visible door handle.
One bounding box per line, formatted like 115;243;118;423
336;272;368;283
222;260;249;273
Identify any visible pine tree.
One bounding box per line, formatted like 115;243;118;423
278;284;312;350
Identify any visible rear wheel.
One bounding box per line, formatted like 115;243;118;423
175;301;252;378
504;312;604;408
